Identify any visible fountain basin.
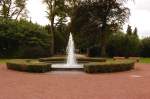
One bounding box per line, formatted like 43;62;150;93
52;64;83;68
51;64;84;71
39;56;106;70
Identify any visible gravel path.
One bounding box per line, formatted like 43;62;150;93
0;63;150;99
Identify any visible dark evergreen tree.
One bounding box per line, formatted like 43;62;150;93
126;25;132;35
133;27;138;37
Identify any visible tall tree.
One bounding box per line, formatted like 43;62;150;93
65;0;81;16
71;0;130;56
0;0;28;20
43;0;70;55
43;0;58;55
126;25;132;35
133;27;138;37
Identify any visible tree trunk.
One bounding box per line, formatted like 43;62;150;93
100;22;107;57
101;42;106;57
50;18;55;55
100;33;107;57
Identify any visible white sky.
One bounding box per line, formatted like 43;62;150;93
26;0;49;25
27;0;150;38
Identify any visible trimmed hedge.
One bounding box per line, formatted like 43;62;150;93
7;60;51;73
39;57;106;63
84;61;134;73
39;57;65;62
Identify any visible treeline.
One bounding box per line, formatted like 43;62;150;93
87;26;150;58
0;17;150;58
0;0;150;58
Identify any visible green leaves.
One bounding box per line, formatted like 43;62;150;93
0;18;52;58
71;0;130;56
107;31;140;57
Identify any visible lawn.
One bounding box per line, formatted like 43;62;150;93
0;59;12;64
108;58;150;63
140;58;150;63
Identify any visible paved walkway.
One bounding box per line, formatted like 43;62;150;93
0;63;150;99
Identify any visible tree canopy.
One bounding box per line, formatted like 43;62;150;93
0;18;52;58
71;0;130;56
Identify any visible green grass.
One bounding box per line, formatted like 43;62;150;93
0;59;12;64
107;58;150;63
139;58;150;63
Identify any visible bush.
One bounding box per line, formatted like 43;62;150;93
0;18;52;58
7;60;51;73
84;61;134;73
140;37;150;57
18;46;50;58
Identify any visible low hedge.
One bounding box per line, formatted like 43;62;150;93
39;57;65;62
84;61;134;73
7;60;51;73
39;57;106;63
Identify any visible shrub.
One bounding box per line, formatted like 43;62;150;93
18;46;50;58
84;61;134;73
0;18;52;58
7;60;51;73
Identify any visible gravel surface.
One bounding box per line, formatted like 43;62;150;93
0;63;150;99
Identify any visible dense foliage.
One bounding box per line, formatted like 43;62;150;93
71;0;130;56
107;31;140;57
0;18;52;58
0;0;150;58
0;17;149;58
140;37;150;57
54;23;69;54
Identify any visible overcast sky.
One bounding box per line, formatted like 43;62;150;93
26;0;150;38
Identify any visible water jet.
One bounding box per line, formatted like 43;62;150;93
51;33;83;69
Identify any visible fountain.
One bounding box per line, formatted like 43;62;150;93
7;33;134;73
52;33;83;69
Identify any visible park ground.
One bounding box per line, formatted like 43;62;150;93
0;58;150;99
